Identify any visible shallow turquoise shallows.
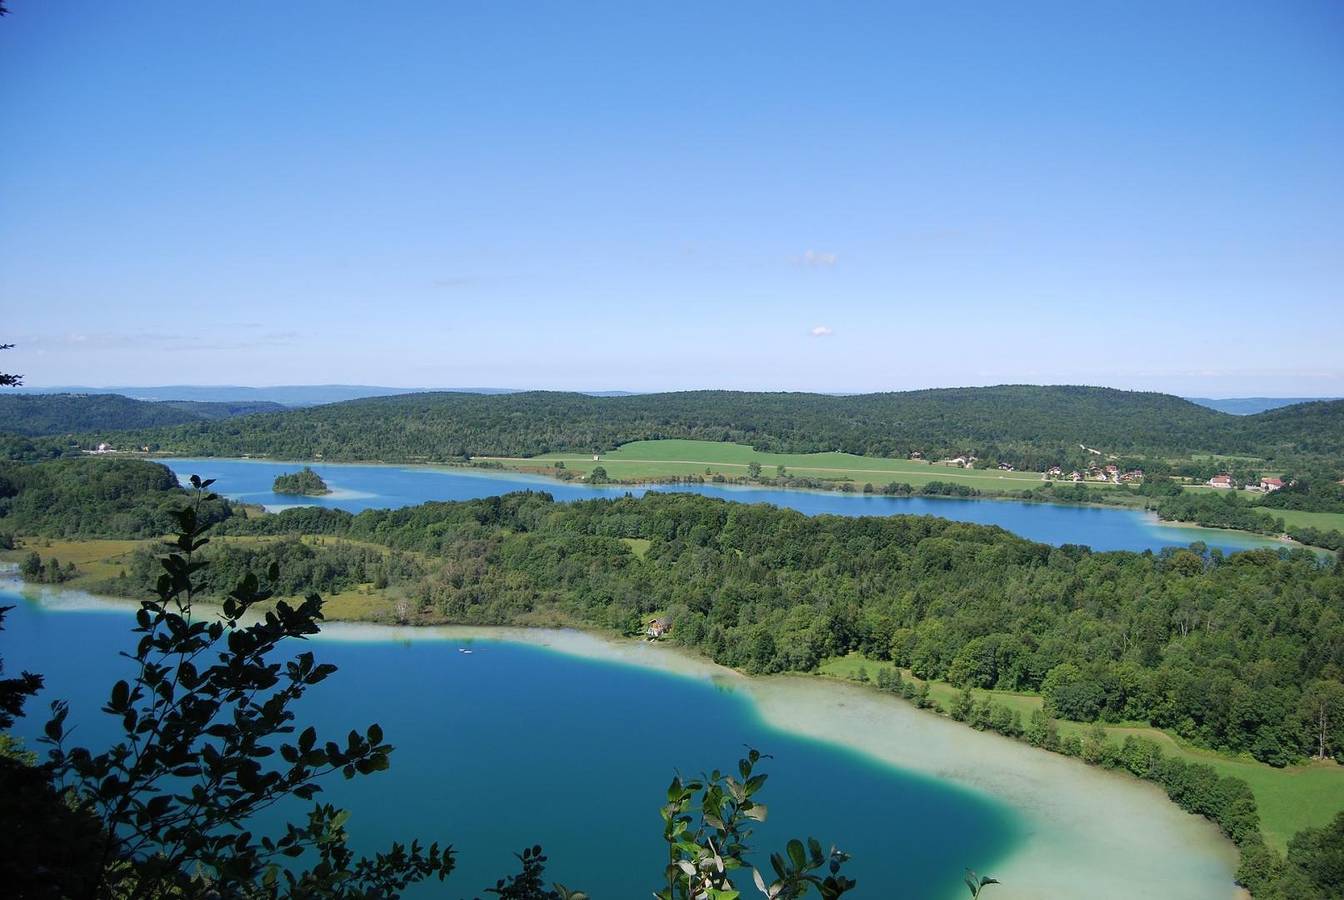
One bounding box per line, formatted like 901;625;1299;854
161;457;1289;554
1;591;1020;898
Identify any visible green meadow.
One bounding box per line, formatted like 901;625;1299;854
819;653;1344;852
0;536;407;622
1178;489;1344;533
481;438;1079;490
1257;507;1344;533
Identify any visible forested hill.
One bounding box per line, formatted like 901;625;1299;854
59;385;1344;465
0;393;286;437
1226;399;1344;457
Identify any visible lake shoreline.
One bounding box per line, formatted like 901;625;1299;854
145;453;1310;553
8;580;1244;900
1140;509;1301;549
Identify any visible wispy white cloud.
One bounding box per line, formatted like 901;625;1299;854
24;330;300;353
801;249;838;267
430;276;479;289
810;325;834;337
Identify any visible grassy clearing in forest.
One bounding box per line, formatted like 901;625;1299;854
620;537;651;558
1256;507;1344;532
480;439;1088;491
1;538;145;586
1;536;407;616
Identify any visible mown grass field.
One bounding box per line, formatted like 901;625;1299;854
1;537;146;586
1187;453;1268;465
481;439;1093;491
819;653;1344;851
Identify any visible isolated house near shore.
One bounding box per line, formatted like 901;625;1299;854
647;616;672;639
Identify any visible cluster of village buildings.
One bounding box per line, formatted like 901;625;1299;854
1043;463;1145;484
82;442;155;455
924;457;1290;494
937;454;975;467
924;452;1152;484
1207;474;1286;492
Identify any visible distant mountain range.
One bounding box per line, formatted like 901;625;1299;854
1185;397;1342;416
13;386;1335;415
11;385;636;406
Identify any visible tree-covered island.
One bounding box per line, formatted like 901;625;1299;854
272;466;331;495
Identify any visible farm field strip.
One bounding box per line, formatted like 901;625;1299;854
477;439;1108;490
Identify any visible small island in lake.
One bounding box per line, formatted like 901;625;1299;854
271;467;331;495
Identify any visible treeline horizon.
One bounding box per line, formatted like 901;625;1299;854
4;385;1344;469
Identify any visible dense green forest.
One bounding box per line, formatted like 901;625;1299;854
0;432;74;463
1230;399;1344;459
0;392;285;437
205;491;1342;767
115;537;421;599
0;457;232;538
272;467;331;495
15;458;1336;769
25;386;1344;468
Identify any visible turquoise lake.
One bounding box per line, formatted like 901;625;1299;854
1;590;1019;898
162;457;1288;555
0;457;1273;895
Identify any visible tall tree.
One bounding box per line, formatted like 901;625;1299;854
1299;679;1344;760
0;343;20;387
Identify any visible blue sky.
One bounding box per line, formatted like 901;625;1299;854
2;1;1342;395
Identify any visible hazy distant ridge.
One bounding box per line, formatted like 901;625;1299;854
0;394;286;436
1186;397;1341;415
12;385;635;406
